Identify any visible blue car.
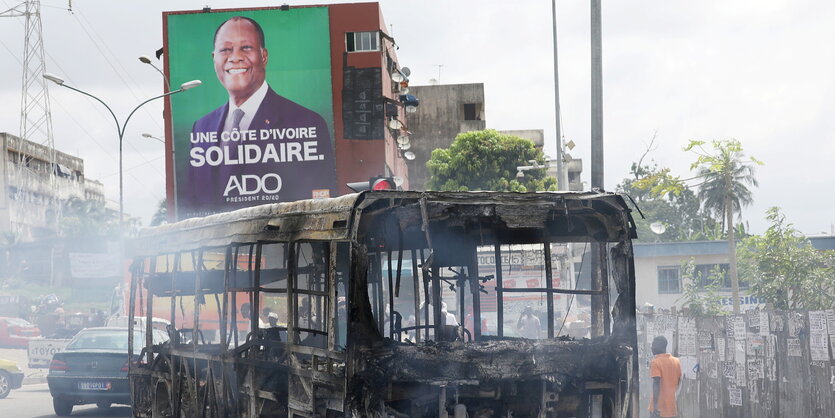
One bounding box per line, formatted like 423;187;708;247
47;326;167;416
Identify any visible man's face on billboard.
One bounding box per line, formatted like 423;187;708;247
213;18;268;106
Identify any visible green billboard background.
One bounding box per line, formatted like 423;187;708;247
165;7;335;217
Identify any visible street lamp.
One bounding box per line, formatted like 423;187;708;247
43;73;200;235
138;55;171;92
141;132;164;143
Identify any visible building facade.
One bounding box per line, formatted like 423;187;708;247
0;132;93;242
634;237;835;312
403;83;486;190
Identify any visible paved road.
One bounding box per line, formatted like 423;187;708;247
2;383;131;417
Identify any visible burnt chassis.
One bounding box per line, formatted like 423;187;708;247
127;191;639;417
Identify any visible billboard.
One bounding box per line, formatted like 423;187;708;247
165;7;337;219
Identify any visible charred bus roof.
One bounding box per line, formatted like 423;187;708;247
130;190;636;256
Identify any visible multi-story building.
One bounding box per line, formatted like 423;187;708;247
0;132;109;285
402;83;486;190
0;132;95;242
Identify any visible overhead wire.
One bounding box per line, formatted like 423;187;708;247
2;1;167;218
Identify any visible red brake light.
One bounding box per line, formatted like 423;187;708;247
49;359;68;371
371;179;394;191
120;361;129;372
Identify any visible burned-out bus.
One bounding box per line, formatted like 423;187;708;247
127;191;638;417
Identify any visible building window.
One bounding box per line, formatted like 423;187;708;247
462;103;483;121
346;31;379;52
657;266;681;294
692;263;747;290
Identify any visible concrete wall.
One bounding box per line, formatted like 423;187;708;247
498;129;544;149
404;83;486;190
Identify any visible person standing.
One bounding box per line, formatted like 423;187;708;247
649;335;681;418
516;306;541;339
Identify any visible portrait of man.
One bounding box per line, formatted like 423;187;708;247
178;13;337;218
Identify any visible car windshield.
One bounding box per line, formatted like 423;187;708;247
65;329;144;352
4;318;34;327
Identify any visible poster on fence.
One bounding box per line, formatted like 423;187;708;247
733;316;747;340
718;337;727;362
698;329;714;352
760;311;770;336
811;332;829;361
810;310;828;333
736;362;747;387
723;362;735;380
729;386;743;406
678;317;697;356
680;356;699;379
788;338;803;357
747;358;763;381
771;314;784;333
827;310;835;334
789;313;804;337
747;333;764;355
810;311;830;361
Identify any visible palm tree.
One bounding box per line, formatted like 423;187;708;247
687;139;760;314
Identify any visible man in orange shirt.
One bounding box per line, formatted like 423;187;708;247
649;335;681;418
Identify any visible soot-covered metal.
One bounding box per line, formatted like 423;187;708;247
127;191;638;417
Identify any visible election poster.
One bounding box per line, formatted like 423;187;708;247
165;7;337;219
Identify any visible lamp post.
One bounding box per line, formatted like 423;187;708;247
141;132;164;143
43;73;200;236
139;55;171;92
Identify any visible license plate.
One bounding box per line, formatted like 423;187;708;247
79;381;111;391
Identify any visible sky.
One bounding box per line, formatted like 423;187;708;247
0;0;832;236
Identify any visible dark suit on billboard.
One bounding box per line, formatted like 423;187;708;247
182;85;336;218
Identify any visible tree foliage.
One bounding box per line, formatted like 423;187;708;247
426;129;557;192
60;197;119;250
678;259;727;317
686;139;761;231
617;161;719;242
739;207;835;310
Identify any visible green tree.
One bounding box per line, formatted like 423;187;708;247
678;259;727;317
617;161;718;242
739;207;835;310
426;129;557;192
685;139;761;313
637;139;761;313
59;197;120;251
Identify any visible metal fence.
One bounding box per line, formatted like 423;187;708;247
638;310;835;418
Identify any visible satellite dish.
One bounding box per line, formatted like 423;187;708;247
403;151;416;161
398;142;411;151
396;135;410;145
391;71;405;83
405;105;417;113
401;67;411;77
650;222;667;235
388;119;403;130
400;87;410;95
393;176;404;187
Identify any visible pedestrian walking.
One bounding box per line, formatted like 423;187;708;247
649;335;681;418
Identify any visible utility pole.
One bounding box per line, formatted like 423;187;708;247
551;0;567;191
589;0;605;339
1;0;58;284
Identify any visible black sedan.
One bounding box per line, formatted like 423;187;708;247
47;326;168;416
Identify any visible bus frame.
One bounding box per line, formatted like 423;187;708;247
127;190;639;417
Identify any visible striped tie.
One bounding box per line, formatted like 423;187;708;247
231;108;245;131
